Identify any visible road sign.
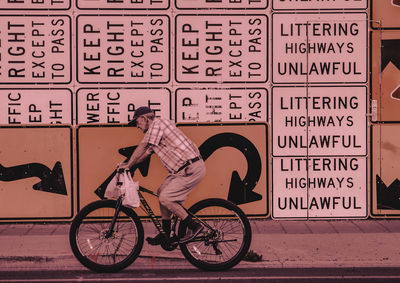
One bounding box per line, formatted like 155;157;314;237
178;123;269;216
175;14;268;83
371;30;400;122
77;123;269;216
76;88;171;124
0;15;71;84
77;124;166;213
371;0;400;29
272;0;367;10
272;156;367;219
272;13;367;84
77;0;169;9
372;124;400;217
0;0;70;9
0;126;72;221
176;0;267;9
272;86;367;156
176;88;267;123
76;15;170;84
0;88;72;125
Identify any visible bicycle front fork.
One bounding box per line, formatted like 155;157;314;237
104;197;123;238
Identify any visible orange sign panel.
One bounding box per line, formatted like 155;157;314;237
0;126;72;220
371;0;400;29
77;125;167;215
372;124;400;217
371;30;400;122
77;123;269;217
178;123;269;216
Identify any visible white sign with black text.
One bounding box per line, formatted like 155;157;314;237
272;13;367;84
272;0;367;10
77;88;171;124
272;86;367;156
0;89;72;125
76;15;169;84
176;0;268;9
176;14;268;83
272;156;367;219
0;15;70;84
77;0;168;9
176;88;267;122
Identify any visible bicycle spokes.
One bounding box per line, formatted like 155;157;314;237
70;200;143;272
179;199;251;271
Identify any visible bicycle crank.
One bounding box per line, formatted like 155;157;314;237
161;240;178;251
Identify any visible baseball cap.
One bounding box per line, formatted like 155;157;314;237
128;106;153;126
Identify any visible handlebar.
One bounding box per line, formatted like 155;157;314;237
116;167;136;186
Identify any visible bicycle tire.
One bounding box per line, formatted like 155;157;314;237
69;200;144;273
178;198;251;271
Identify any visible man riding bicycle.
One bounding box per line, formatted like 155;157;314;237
118;106;206;245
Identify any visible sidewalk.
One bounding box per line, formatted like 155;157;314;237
1;219;400;271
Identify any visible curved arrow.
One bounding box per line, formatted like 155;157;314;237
94;133;263;205
0;162;67;195
118;146;151;177
199;133;262;205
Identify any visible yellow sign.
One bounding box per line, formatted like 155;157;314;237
372;124;400;217
0;126;72;220
371;0;400;29
77;125;167;215
371;30;400;122
77;123;269;217
178;123;269;216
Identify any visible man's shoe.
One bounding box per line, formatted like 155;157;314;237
180;224;204;243
146;233;164;246
169;235;179;244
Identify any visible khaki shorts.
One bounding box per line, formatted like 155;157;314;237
157;159;206;203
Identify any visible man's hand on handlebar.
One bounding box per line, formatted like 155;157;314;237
117;162;130;171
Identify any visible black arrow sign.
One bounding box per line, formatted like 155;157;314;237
381;39;400;72
94;133;263;205
199;133;263;205
376;174;400;210
0;162;67;195
118;146;151;177
94;146;151;199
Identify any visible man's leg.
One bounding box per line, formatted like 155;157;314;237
159;161;206;242
158;161;205;219
159;203;172;220
146;177;175;246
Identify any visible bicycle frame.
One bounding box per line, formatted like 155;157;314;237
136;186;171;239
138;186;216;237
109;182;214;244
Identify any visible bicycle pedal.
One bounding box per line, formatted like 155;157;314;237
169;235;179;244
161;240;178;251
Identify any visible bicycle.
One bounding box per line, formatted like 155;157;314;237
69;168;252;273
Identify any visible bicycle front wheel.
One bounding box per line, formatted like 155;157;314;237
178;198;251;271
69;200;144;273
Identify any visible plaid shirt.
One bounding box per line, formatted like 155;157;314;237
142;118;200;173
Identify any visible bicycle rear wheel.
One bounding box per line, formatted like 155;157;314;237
69;200;144;272
178;198;251;271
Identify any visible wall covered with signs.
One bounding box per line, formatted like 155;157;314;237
0;0;397;221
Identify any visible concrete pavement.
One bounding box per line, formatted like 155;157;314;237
1;219;400;271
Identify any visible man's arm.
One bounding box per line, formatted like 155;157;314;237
119;141;152;170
